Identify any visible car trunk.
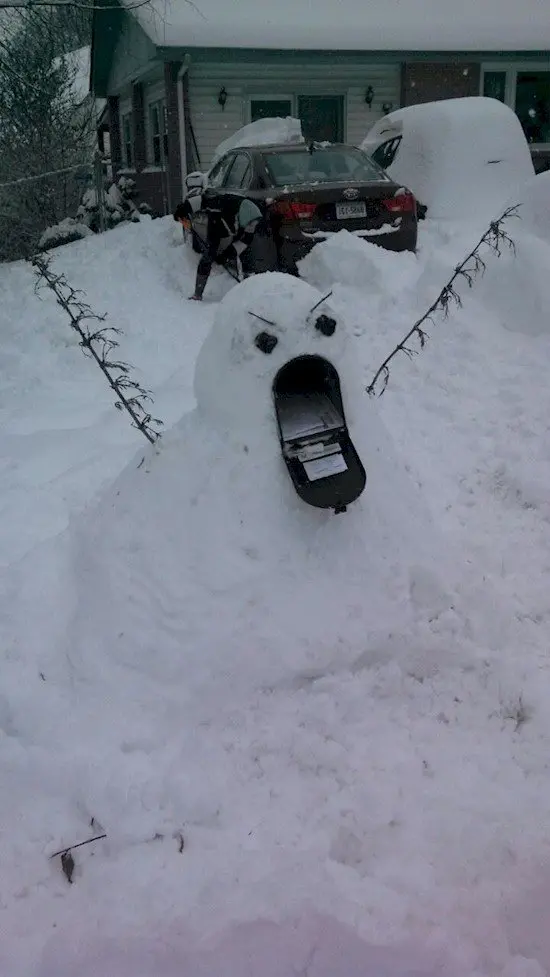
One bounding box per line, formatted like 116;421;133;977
269;181;409;236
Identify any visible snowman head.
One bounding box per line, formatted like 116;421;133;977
193;272;361;446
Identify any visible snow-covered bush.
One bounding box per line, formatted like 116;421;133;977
37;217;93;252
76;175;145;233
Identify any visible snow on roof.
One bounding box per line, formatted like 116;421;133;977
54;45;105;117
122;0;550;51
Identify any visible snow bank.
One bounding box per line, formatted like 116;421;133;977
212;117;303;164
122;0;550;51
299;229;420;292
5;214;550;977
362;98;534;222
510;168;550;246
37;913;448;977
474;169;550;337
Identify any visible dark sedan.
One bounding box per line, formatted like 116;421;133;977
189;142;418;275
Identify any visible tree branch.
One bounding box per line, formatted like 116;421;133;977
32;253;163;444
0;0;149;8
366;205;520;396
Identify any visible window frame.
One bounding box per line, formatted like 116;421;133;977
147;97;169;168
480;62;550;147
120;110;134;169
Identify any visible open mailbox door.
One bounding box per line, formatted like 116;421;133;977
273;356;366;513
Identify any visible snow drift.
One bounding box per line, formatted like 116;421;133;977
476;169;550;337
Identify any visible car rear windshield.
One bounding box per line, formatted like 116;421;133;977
263;147;386;187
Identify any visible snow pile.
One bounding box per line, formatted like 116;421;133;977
362;98;534;222
121;0;550;50
510;168;550;246
299;229;421;291
474;169;550;337
3;214;550;976
213;117;303;164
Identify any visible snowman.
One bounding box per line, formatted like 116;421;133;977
68;272;454;704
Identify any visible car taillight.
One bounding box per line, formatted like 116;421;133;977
382;192;416;214
270;200;317;220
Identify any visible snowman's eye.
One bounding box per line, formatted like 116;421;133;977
254;331;278;355
314;314;337;337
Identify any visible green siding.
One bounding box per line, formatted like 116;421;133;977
107;14;159;94
186;59;401;169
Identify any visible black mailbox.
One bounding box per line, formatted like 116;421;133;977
273;355;366;513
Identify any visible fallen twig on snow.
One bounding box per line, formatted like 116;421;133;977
49;832;107;860
366;205;520;396
32;253;163;444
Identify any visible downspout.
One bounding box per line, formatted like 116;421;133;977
177;58;189;194
177;56;202;179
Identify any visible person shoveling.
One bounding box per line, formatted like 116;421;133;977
174;173;262;301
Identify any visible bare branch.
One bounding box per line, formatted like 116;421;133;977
0;0;149;8
32;253;163;444
49;833;107;859
366;205;520;396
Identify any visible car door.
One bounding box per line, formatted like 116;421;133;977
218;151;278;273
191;152;236;243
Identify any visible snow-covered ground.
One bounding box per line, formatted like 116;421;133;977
1;193;550;977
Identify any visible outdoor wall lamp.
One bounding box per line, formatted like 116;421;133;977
218;86;228;110
364;85;374;107
382;101;394;115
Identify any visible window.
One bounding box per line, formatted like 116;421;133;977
207;154;235;187
370;136;402;170
263;146;385;187
224;153;252;188
149;99;169;166
121;111;133;168
482;65;550;144
483;71;507;103
516;72;550;145
249;97;293;123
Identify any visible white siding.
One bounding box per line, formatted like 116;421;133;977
187;60;401;169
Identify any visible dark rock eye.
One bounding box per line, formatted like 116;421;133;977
254;331;278;354
315;314;336;337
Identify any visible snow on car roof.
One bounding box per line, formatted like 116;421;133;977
121;0;550;51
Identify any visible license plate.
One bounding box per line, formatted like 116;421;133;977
336;201;367;220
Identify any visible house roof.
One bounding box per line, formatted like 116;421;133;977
121;0;550;52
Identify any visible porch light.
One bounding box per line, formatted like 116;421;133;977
218;86;228;110
364;86;374;107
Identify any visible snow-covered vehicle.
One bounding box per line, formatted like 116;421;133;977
361;96;535;221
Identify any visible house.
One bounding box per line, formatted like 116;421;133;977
90;0;550;215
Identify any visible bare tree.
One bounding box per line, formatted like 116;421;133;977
0;3;98;258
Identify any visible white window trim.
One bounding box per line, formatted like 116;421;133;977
120;108;134;169
247;94;295;124
480;62;550;148
145;96;168;168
